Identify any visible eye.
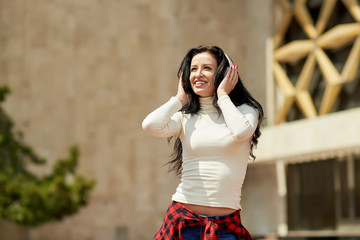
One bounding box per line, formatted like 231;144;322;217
204;66;211;70
191;67;197;72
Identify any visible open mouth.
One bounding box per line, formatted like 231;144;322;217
193;80;208;87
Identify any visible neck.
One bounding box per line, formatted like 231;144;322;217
199;96;217;113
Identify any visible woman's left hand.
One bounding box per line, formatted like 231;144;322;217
217;65;238;98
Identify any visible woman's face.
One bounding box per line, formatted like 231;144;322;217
189;51;218;98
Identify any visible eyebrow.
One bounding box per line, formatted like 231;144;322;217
190;64;215;67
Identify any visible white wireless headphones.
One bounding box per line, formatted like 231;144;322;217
224;53;234;66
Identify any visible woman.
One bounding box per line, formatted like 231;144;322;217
142;46;263;240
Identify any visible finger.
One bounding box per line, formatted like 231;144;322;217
233;66;239;82
230;66;238;89
226;65;233;78
228;65;236;81
233;72;239;88
229;66;237;83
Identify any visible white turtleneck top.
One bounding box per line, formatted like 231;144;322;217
142;95;259;210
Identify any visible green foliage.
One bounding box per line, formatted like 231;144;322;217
0;86;95;227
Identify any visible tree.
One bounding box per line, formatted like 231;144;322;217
0;86;95;226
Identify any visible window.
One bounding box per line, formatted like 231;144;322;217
355;157;360;218
339;156;360;222
287;159;336;230
286;155;360;231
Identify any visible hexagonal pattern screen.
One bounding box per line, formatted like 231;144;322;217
273;0;360;124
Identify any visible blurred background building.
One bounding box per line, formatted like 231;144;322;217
0;0;359;239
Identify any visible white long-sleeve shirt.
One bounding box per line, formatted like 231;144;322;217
142;95;258;210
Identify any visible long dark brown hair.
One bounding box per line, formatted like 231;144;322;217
167;45;264;175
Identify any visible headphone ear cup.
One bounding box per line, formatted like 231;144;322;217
221;66;230;80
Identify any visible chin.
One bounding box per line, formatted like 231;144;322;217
196;92;213;98
192;87;214;98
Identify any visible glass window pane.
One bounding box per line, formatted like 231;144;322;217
287;159;336;230
287;164;301;230
355;156;360;218
339;160;349;219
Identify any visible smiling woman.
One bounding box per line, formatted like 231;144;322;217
142;45;264;240
189;52;217;98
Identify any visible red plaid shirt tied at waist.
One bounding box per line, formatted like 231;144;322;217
153;201;252;240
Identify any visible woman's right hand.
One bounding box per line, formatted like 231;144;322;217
175;75;190;106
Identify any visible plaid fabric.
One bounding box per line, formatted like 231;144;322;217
153;201;252;240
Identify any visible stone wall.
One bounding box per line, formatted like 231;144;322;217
0;0;271;239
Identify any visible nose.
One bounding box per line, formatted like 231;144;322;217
195;68;203;77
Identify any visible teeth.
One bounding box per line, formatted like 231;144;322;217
195;82;206;86
195;80;206;84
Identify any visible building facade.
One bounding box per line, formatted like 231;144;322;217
242;1;360;239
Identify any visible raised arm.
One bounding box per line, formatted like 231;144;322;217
142;97;183;137
217;65;258;141
218;95;258;142
142;77;190;137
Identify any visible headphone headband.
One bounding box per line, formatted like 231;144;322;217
224;53;234;66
